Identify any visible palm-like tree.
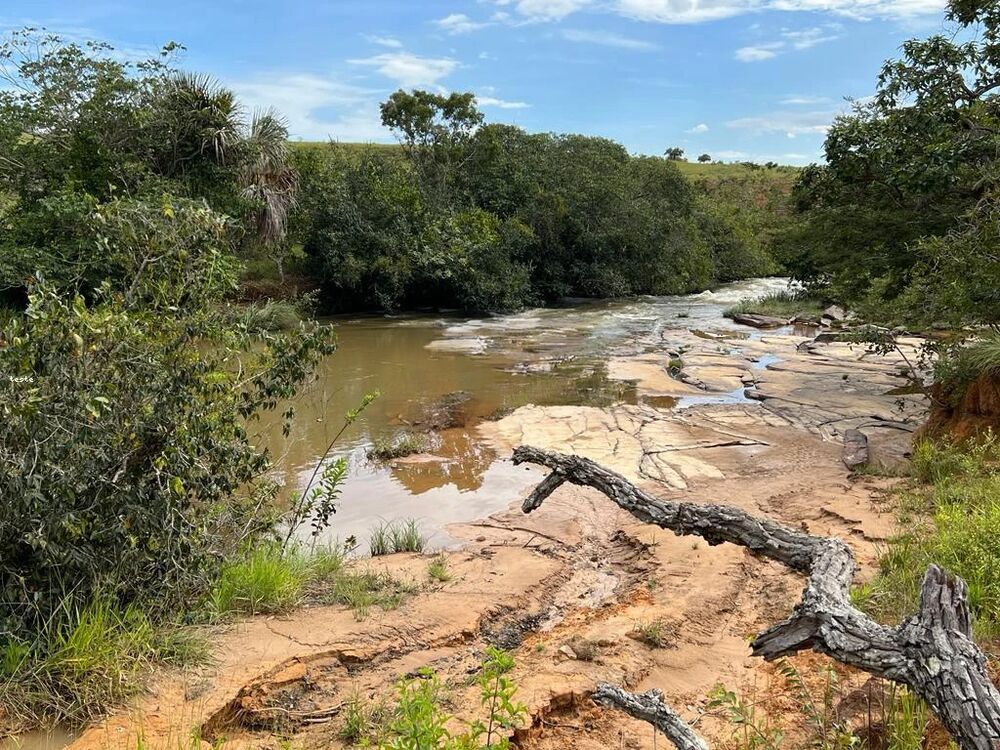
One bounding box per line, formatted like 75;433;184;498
152;75;298;254
240;110;297;250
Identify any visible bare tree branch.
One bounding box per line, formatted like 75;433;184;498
513;445;1000;750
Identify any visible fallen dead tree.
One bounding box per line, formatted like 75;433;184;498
513;445;1000;750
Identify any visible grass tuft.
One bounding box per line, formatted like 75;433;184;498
724;290;825;321
369;519;426;557
366;433;427;462
427;555;451;582
632;618;675;648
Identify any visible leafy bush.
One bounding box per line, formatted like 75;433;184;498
0;199;334;727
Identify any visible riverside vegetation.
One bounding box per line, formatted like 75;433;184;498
3;0;1000;744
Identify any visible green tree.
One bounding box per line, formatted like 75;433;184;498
785;0;1000;324
380;89;483;210
0;29;297;296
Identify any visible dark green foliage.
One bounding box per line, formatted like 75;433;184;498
0;29;296;297
0;197;334;641
294;116;789;312
784;0;1000;329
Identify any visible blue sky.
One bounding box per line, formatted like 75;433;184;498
4;0;951;164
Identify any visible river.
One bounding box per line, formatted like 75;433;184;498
262;276;794;551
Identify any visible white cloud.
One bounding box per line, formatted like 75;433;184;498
561;28;659;49
616;0;751;23
783;25;841;48
735;43;782;61
231;73;389;142
687;122;710;133
726;109;834;137
348;52;459;87
490;0;593;21
365;35;403;48
435;13;491;34
476;95;531;108
735;25;840;61
490;0;943;24
781;95;831;105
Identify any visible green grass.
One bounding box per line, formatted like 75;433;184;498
1;598;208;729
632;618;675;648
210;544;344;616
324;570;418;620
724;290;826;321
959;332;1000;377
369;519;426;557
338;691;391;745
366;432;428;462
862;434;1000;639
427;555;451;582
210;543;416;622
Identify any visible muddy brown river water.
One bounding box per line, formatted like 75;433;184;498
261;277;794;551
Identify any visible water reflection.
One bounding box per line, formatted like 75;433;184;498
259;277;795;550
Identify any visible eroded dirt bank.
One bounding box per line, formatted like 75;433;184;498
70;326;926;750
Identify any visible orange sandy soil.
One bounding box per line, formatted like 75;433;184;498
70;330;929;750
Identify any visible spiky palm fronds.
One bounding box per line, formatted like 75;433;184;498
157;72;241;173
240;109;296;246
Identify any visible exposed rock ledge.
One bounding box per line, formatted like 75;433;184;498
68;330;926;750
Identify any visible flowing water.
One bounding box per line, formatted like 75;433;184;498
263;277;794;551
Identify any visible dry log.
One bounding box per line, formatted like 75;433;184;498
513;445;1000;750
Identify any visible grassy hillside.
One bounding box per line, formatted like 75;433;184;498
290;141;804;178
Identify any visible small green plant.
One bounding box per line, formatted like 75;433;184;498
382;669;452;750
369;519;426;556
283;392;379;547
340;690;390;746
776;660;858;750
467;647;528;750
375;649;526;749
367;432;428;462
884;685;929;750
708;683;784;750
428;555;452;582
632;618;674;648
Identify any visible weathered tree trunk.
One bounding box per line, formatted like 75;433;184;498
513;445;1000;750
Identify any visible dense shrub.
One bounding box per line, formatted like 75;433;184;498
293;118;789;312
0;199;334;638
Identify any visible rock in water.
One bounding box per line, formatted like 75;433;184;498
842;428;869;469
731;313;789;329
822;305;846;322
